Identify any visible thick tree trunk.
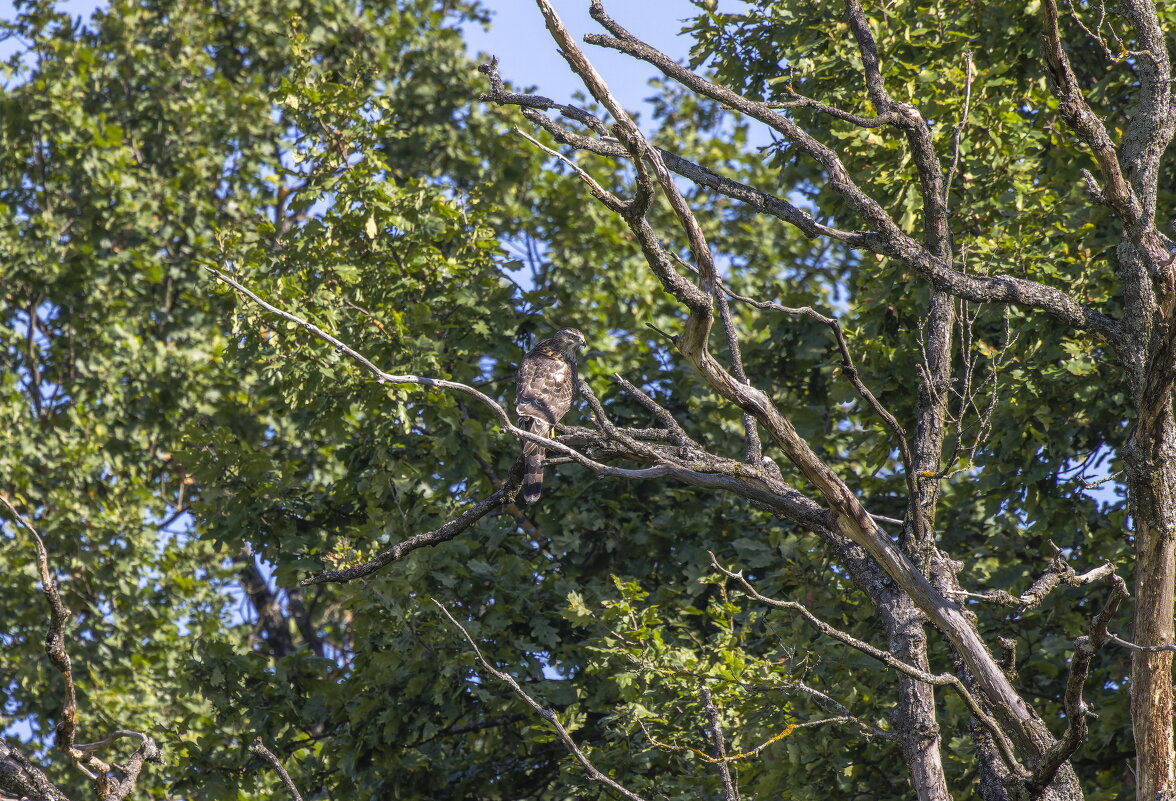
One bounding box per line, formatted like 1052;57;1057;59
882;601;950;801
1125;404;1176;801
900;289;954;801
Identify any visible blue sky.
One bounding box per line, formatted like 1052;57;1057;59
464;1;724;119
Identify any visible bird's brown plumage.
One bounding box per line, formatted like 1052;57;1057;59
515;328;586;504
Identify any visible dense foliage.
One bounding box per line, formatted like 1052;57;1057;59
1;1;1166;799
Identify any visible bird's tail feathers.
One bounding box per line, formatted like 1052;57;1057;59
520;418;548;504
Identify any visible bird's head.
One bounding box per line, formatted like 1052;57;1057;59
554;327;587;357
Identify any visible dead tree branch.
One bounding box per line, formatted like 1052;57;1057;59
952;545;1116;611
700;686;740;801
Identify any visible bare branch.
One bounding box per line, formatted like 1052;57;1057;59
477;57;610;136
512;127;627;214
714;286;762;464
1108;634;1176;654
637;715;801;765
0;494;79;754
609;373;696;447
250;739;306;801
944;51;975;210
0;495;163;798
844;0;950;252
434;600;651;801
769;93;900;128
715;275;914;483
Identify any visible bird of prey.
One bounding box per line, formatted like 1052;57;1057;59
515;328;587;504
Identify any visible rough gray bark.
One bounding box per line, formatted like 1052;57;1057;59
0;738;73;801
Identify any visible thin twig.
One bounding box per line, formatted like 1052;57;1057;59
610;373;696;447
944;51;974;209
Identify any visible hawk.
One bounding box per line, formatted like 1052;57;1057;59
515;328;587;504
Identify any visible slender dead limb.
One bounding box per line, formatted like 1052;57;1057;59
74;731;151;754
700;686;739;801
1041;0;1169;278
1108;634;1176;654
952;546;1116;611
714;277;914;484
609;373;696;447
576;377;679;466
250;739;306;801
512;127;627;214
714;281;762;464
0;496;162;798
434;600;651;801
944;51;974;210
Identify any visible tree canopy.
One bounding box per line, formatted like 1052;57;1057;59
1;1;1173;800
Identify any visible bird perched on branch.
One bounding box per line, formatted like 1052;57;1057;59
515;328;587;504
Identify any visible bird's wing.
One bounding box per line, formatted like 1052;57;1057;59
516;353;573;425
